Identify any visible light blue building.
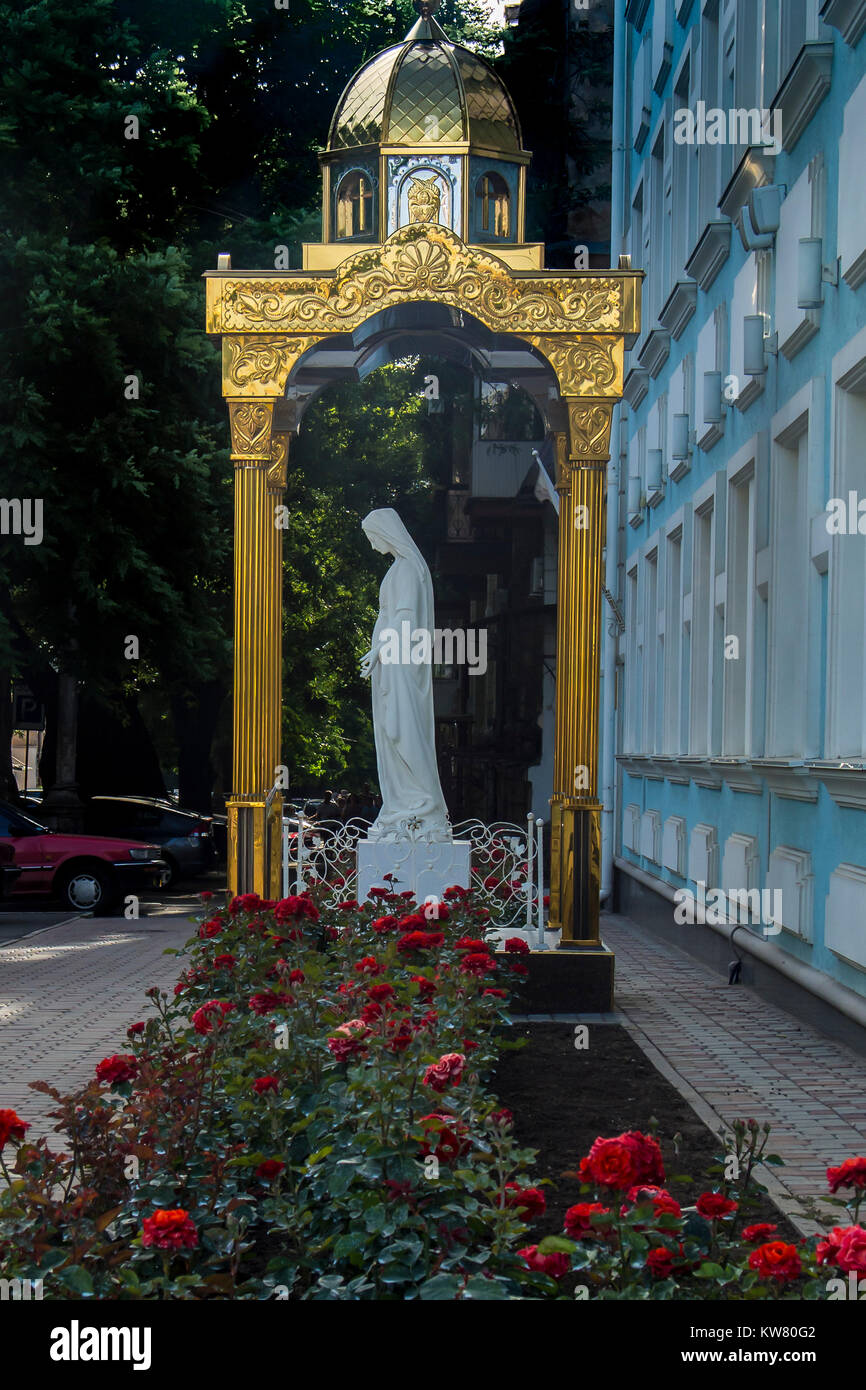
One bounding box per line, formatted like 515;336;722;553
605;0;866;1023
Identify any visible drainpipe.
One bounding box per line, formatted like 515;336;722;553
600;0;628;905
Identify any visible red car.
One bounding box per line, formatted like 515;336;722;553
0;800;168;915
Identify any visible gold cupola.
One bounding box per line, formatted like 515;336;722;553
307;0;540;271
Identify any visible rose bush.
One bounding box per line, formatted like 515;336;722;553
1;886;861;1301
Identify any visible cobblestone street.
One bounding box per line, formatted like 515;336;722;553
0;915;193;1144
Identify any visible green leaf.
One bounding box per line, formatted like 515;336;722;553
419;1273;462;1300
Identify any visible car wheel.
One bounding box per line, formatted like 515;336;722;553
56;863;115;915
160;854;178;888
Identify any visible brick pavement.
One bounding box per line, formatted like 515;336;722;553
0;914;194;1144
602;911;866;1234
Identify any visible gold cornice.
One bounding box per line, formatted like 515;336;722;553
206;224;641;341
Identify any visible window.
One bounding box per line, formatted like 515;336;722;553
625;564;642;751
697;2;721;231
476;173;510;238
690;499;715;754
336;172;374;239
723;465;756;755
672;57;694;279
768;417;810;756
828;358;866;757
643;548;660;753
663;527;684;752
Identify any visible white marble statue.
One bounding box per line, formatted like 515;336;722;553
360;508;451;842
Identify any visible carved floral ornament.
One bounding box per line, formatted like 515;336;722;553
566;401;615;459
223;335;324;395
208;224;635;344
228;400;274;459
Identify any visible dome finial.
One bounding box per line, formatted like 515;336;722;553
413;0;442;15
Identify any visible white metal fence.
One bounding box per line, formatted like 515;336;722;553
281;813;547;939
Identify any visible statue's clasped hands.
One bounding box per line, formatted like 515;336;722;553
360;647;379;679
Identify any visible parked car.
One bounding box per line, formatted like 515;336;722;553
0;801;167;914
82;796;216;886
0;840;21;898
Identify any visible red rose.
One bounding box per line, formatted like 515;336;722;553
579;1136;639;1190
423;902;449;921
696;1192;738;1220
622;1130;665;1185
191;1000;234;1034
198;918;222;939
742;1223;778;1244
836;1226;866;1275
248;991;292;1016
0;1108;29;1149
141;1208;198;1252
482;874;499;889
367;887;390;899
288;969;305;983
399;891;415;900
748;1241;802;1283
274;894;319;924
827;1156;866;1193
327;1036;366;1062
564;1202;612;1239
816;1227;847;1267
543;895;550;908
213;953;236;970
252;1076;280;1094
455;937;488;953
354;955;384;976
336;899;359;911
397;931;443;953
364;983;394;1004
504;937;530;954
459;952;496;976
255;1158;286;1181
504;1183;546;1220
646;1246;675;1278
200;890;214;901
422;1052;465;1093
482;987;508;999
443;885;469;899
95;1054;138;1086
398;913;428;931
229;893;263;915
127;1021;146;1036
518;1245;570;1279
488;1107;513;1129
411;974;437;996
385;1020;414;1053
622;1185;682;1221
371;915;399;933
417;1112;471;1164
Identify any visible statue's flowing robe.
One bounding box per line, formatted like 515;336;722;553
364;510;450;840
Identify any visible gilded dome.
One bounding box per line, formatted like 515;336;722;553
328;8;522;154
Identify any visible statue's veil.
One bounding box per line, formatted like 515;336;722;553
361;508;434;627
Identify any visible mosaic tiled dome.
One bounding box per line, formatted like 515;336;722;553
328;3;521;153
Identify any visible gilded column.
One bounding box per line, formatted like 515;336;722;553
227;398;276;897
554;399;614;947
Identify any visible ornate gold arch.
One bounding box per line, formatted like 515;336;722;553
208;223;640;975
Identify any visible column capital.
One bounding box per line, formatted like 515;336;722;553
227;397;275;463
563;397;615;464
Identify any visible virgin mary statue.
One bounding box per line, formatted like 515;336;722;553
360;508;451;842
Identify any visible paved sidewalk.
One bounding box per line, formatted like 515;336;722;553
602;911;866;1235
0;915;194;1144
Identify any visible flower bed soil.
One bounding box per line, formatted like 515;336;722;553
494;1022;799;1242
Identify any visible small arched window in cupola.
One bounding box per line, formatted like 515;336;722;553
336;171;375;238
476;172;510;239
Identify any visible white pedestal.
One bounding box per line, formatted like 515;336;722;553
357;839;471;906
